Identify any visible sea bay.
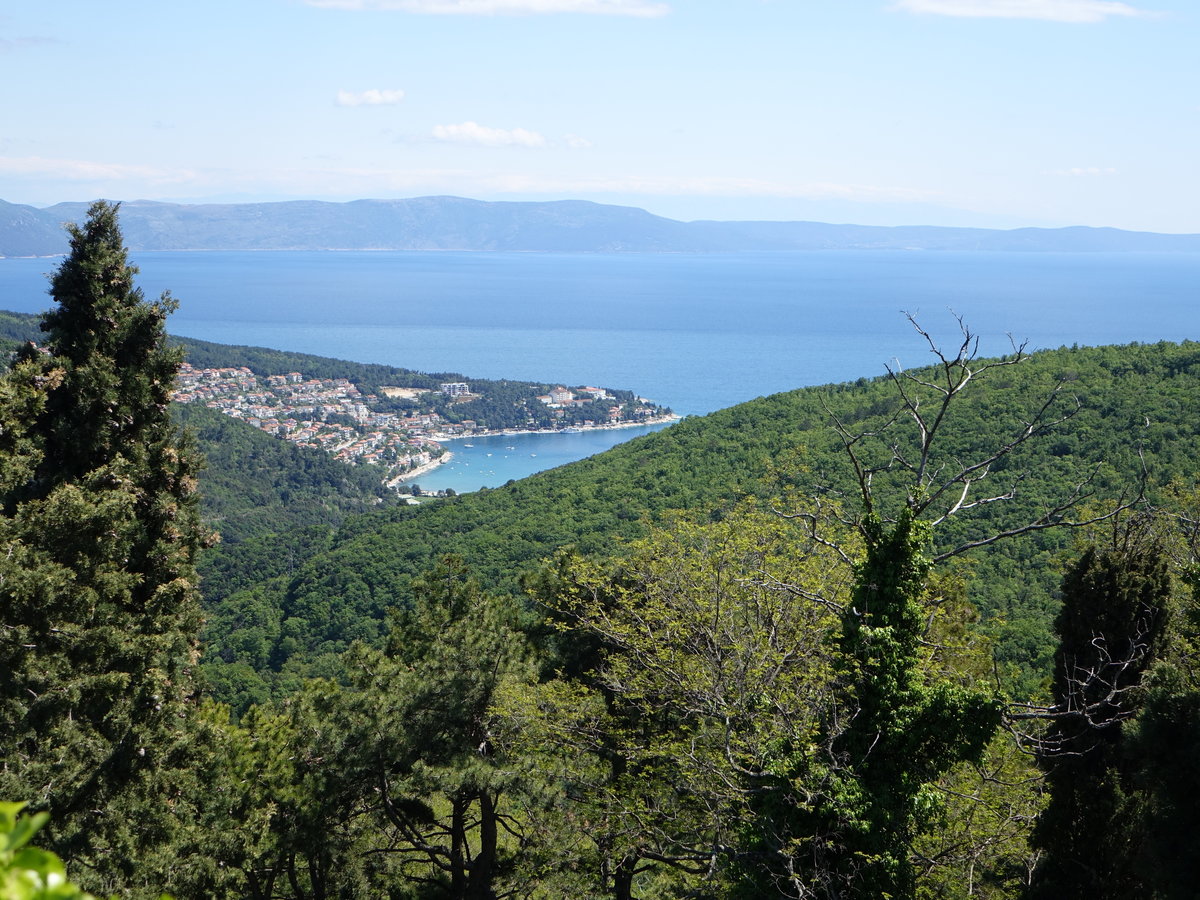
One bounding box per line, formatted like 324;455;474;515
2;249;1197;490
424;427;669;495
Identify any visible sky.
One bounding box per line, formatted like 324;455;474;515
2;0;1197;231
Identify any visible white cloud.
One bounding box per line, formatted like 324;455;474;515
305;0;669;16
564;134;594;149
336;88;406;107
431;122;548;147
0;155;195;183
893;0;1156;22
1045;166;1119;176
0;36;57;52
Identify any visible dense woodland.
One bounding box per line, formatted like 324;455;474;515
3;204;1200;899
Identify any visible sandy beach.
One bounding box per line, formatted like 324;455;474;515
390;450;453;486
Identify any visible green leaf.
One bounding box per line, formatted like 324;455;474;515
1;811;48;855
11;846;66;879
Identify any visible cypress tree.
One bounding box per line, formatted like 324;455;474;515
1026;534;1171;900
0;201;207;893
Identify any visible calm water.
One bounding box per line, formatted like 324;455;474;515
2;250;1197;490
422;427;668;495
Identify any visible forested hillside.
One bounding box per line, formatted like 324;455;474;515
200;338;1200;702
184;333;1200;900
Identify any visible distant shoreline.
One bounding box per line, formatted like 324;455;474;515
428;413;680;444
394;414;680;486
390;451;453;487
7;196;1200;258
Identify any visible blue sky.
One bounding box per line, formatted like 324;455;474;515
2;0;1196;230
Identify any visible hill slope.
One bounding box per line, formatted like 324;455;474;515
1;310;396;540
200;340;1200;705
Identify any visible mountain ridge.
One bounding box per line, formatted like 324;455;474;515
4;196;1199;256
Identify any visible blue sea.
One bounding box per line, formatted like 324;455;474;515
2;250;1197;492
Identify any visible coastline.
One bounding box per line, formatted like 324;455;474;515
394;413;679;487
390;450;454;487
429;413;681;443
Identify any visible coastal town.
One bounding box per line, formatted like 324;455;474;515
172;363;675;488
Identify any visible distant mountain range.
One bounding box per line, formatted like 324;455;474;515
3;196;1199;257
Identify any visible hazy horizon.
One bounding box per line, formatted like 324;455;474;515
3;1;1197;233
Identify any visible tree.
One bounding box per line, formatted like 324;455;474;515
499;505;853;899
1129;629;1200;899
1024;521;1171;899
797;509;1001;899
0;201;208;895
503;317;1124;898
910;572;1047;900
202;555;540;900
358;555;538;899
1117;498;1200;899
768;316;1131;899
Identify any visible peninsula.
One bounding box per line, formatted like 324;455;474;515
0;308;675;491
172;361;676;488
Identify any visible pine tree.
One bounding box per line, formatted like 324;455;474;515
0;201;208;894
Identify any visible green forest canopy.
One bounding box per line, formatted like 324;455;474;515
8;305;1197;699
194;337;1200;706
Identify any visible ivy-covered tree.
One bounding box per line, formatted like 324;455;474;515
802;510;1001;899
0;201;208;894
763;317;1117;899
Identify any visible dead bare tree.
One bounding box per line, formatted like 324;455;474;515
768;314;1151;899
779;313;1142;588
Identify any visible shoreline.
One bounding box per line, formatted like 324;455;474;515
389;450;454;487
394;414;679;486
429;413;681;444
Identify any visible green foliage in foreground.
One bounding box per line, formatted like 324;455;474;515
189;505;1200;899
1;803;100;900
10;217;1200;899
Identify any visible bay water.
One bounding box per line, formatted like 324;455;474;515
2;249;1197;492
